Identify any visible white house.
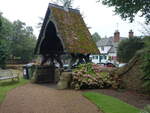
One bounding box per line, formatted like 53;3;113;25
91;30;134;64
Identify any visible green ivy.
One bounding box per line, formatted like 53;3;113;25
141;49;150;91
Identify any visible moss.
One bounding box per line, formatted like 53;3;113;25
50;7;99;54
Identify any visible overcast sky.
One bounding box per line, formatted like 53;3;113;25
0;0;145;38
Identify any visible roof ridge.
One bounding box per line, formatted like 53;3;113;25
49;3;80;14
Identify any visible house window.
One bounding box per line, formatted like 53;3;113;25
101;46;104;51
95;56;98;59
93;55;98;59
100;55;103;60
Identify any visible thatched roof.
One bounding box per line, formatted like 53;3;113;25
35;3;99;54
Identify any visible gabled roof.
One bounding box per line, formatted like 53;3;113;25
96;36;127;54
35;3;99;54
96;37;127;47
96;38;112;47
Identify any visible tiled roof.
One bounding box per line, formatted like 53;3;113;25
96;37;112;46
96;36;127;53
96;37;127;47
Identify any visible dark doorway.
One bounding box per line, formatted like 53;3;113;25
40;21;64;54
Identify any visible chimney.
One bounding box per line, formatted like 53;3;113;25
114;30;120;42
129;30;134;38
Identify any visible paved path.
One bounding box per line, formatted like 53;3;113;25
0;83;101;113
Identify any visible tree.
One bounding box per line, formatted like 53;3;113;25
0;13;12;67
0;15;13;41
11;20;36;62
0;13;37;64
36;17;44;29
0;13;2;31
99;0;150;23
0;40;9;68
52;0;74;8
139;23;150;36
117;37;144;63
143;36;150;48
92;32;101;42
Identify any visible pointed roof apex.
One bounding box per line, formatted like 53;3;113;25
48;3;80;13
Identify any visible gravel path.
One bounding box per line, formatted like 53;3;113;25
0;83;101;113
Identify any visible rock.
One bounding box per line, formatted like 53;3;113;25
57;81;69;89
57;72;72;89
54;68;61;83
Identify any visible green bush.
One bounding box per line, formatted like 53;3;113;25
140;105;150;113
141;49;150;91
71;63;120;89
117;37;144;63
143;36;150;48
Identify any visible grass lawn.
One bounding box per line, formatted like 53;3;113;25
0;78;29;104
83;92;140;113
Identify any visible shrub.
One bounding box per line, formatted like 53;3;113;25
140;105;150;113
117;37;144;63
71;63;120;89
141;49;150;91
